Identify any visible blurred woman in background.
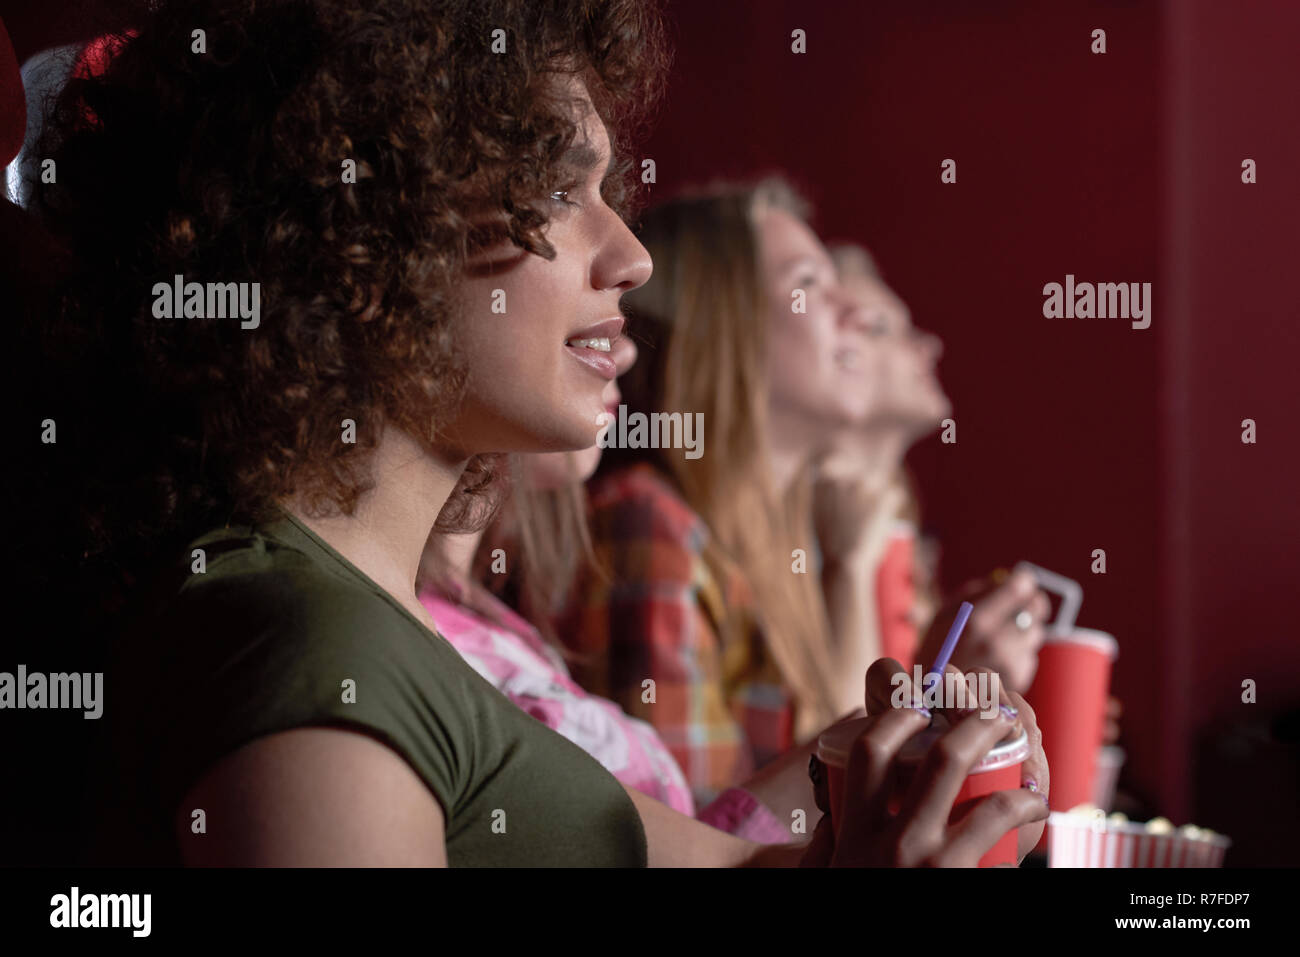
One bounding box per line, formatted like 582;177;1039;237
557;179;894;806
823;244;1051;694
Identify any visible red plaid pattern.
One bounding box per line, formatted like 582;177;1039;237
558;463;796;808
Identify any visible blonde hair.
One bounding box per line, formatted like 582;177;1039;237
615;177;840;738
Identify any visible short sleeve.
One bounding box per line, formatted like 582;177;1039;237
145;542;475;824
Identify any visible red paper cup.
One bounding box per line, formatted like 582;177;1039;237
1025;628;1117;814
817;718;1030;867
875;523;918;671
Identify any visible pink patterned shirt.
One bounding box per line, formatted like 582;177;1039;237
420;586;791;843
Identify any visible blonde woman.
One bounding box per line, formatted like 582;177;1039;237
557;179;893;806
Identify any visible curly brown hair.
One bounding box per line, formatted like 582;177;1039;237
20;0;668;601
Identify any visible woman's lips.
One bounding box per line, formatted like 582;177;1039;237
565;343;618;380
567;316;625;341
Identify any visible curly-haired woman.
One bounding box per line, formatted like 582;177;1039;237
19;0;1048;866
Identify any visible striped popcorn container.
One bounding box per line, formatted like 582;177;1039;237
1048;809;1230;867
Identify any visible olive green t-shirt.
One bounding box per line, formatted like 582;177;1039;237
113;509;647;866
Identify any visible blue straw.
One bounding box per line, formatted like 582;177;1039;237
923;601;974;695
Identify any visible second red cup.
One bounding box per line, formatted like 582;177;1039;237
1024;628;1118;814
874;521;918;670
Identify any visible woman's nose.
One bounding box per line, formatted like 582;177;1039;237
834;284;872;332
914;329;943;363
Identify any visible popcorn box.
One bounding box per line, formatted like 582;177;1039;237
1048;807;1230;867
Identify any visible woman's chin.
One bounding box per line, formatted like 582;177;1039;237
554;418;604;455
572;445;603;481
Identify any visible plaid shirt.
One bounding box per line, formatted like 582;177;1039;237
558;463;796;809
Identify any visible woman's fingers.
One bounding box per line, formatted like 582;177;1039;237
895;707;1019;839
969;570;1037;635
965;665;1023;739
834;708;931;858
1025;588;1052;630
1009;691;1048;800
864;657;911;716
936;787;1050;866
1005;689;1050;859
834;673;1050;867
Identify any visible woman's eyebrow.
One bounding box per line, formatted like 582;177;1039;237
559;142;612;180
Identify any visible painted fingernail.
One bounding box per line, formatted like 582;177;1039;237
999;705;1019;722
909;705;932;720
1023;782;1050;809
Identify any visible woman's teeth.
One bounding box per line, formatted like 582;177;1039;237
566;337;612;352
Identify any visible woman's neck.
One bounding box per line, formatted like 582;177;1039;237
434;529;487;596
822;424;910;494
766;406;820;495
283;426;467;604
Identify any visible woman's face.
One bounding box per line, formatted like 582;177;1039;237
837;269;950;429
759;207;874;429
444;82;651;458
524;332;637;489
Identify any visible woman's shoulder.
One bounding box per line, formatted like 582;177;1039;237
122;519;487;825
163;520;442;667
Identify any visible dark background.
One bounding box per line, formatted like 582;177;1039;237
4;0;1298;863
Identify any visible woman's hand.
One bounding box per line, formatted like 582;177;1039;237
827;709;1047;866
918;569;1051;694
964;665;1050;859
799;658;1049;866
869;658;1049;861
813;469;905;715
811;466;904;572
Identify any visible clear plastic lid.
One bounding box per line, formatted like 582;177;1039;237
817;719;1029;773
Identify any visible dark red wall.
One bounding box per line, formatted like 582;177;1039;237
640;0;1299;830
1162;0;1300;840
